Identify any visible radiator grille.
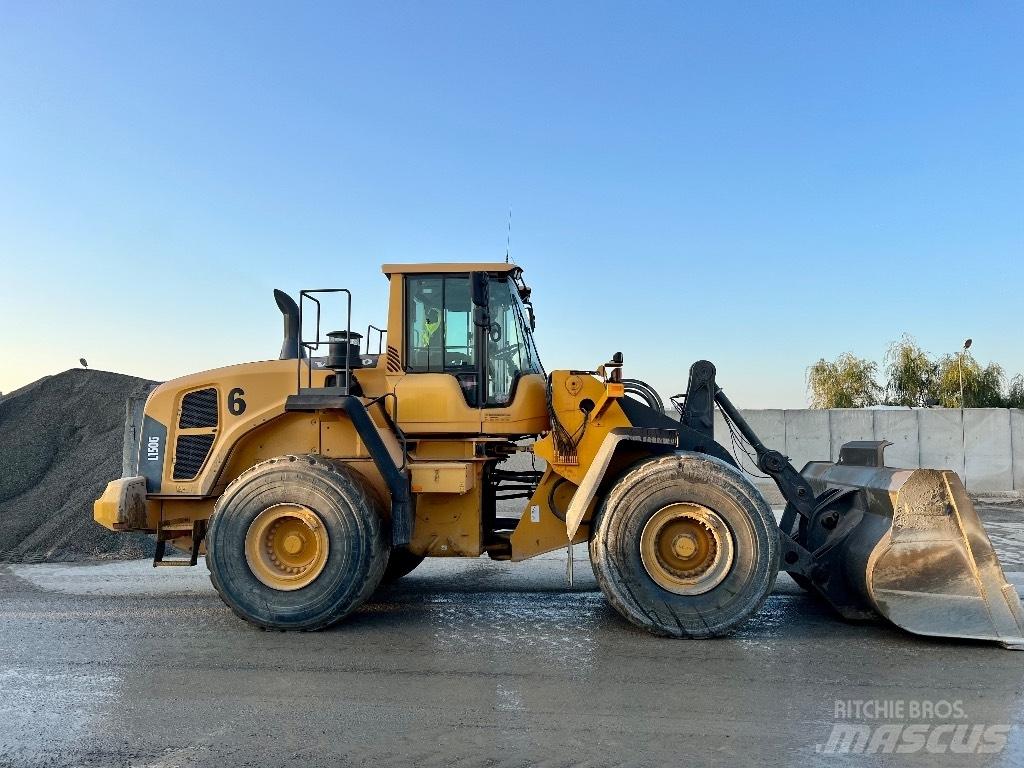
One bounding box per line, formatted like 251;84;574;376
172;434;215;480
179;388;218;428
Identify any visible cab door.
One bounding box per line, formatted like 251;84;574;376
394;274;482;434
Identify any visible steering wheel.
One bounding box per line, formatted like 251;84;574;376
492;343;522;363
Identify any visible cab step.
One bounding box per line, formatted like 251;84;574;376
153;519;207;567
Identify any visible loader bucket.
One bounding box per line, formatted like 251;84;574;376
797;450;1024;650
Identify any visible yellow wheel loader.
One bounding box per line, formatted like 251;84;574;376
94;263;1024;648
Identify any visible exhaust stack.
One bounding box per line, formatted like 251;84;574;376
274;289;302;360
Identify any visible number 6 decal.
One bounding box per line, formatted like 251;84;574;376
228;387;247;416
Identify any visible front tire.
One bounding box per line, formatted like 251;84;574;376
206;455;389;630
590;452;778;638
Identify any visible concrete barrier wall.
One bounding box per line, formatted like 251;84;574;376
722;408;1024;502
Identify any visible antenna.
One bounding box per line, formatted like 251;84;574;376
505;206;511;264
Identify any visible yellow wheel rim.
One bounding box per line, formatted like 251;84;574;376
244;504;330;591
640;503;734;595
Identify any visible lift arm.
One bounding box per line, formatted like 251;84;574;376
680;361;816;521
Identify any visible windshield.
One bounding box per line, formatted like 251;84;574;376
486;277;543;405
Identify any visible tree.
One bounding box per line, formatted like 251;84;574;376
807;335;1021;409
883;334;937;407
1007;375;1024;409
807;353;881;409
933;353;1005;408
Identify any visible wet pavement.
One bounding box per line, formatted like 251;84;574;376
1;506;1023;767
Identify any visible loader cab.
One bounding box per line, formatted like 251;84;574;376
383;263;548;435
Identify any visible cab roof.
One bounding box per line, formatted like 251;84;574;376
381;262;520;277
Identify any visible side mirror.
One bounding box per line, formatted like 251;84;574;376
471;272;490;329
526;303;536;331
471;272;489;308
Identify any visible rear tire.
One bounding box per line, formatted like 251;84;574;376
206;455;389;631
590;452;778;638
381;548;424;584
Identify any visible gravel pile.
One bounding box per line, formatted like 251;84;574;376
0;369;158;562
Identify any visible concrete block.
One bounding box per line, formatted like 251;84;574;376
963;409;1012;493
784;409;830;471
829;409;874;462
1011;410;1024;492
872;410;920;469
917;408;965;481
742;410;787;451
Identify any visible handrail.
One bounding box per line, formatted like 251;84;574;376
296;288;352;394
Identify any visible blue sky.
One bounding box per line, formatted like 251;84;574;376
1;2;1021;406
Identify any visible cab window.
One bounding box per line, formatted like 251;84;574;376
406;275;478;402
486;278;542;405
